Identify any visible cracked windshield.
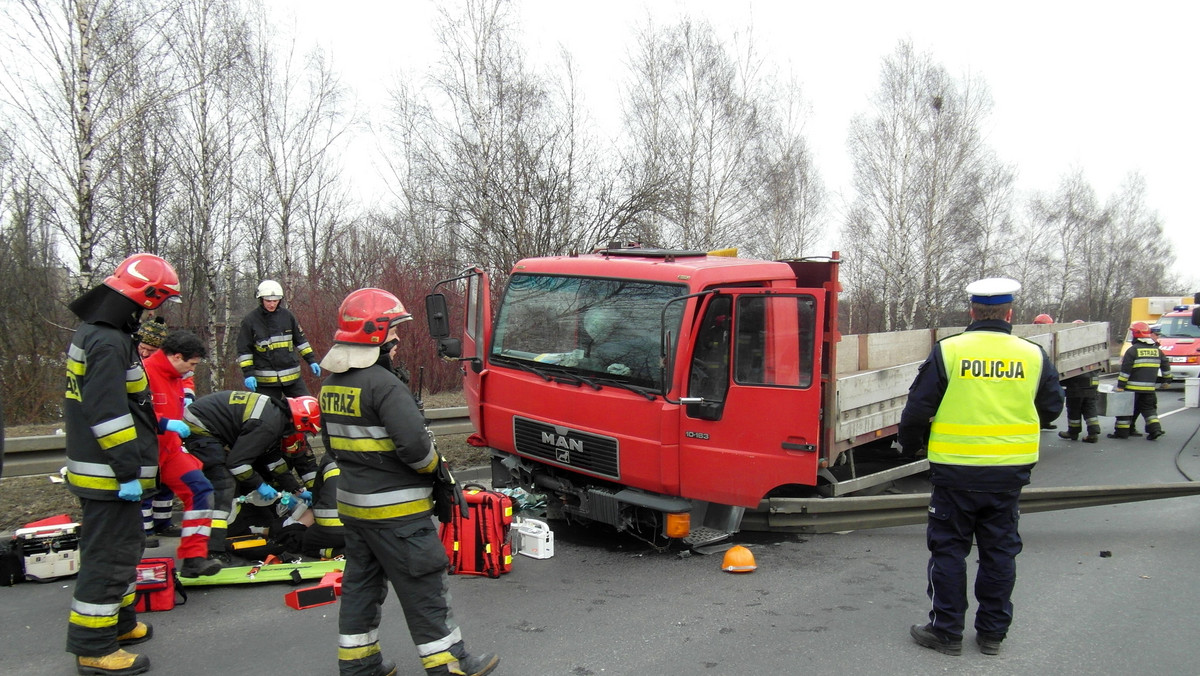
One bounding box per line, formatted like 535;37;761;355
491;274;686;390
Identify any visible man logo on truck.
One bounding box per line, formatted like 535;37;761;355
958;358;1027;380
542;431;583;457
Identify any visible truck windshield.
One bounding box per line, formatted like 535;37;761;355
1157;316;1200;338
491;274;687;391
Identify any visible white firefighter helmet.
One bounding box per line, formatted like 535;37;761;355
256;280;284;301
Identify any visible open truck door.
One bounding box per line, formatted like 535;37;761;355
675;288;824;508
428;268;492;435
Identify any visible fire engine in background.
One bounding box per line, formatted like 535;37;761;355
1124;295;1200;386
425;247;1110;544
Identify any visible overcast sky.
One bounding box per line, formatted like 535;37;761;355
280;0;1199;287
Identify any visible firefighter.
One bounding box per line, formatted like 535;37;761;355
140;328;224;577
320;288;498;676
181;391;321;558
899;277;1064;657
64;252;182;675
236;279;320;400
1057;369;1102;443
301;452;346;559
1108;321;1171;440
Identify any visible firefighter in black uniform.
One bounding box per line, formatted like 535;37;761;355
236;279;320;400
64;253;182;675
1057;369;1102;443
320;288;498;676
182;391;321;557
1108;321;1171;440
301;452;346;559
899;278;1064;657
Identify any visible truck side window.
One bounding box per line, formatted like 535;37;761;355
688;296;733;402
734;295;815;389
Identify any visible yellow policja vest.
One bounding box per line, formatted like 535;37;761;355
927;330;1044;467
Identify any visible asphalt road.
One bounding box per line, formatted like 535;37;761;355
3;397;1199;676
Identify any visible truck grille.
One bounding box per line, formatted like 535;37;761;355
512;416;620;479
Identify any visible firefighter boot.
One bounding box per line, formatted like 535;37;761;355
428;653;500;676
1083;425;1101;443
76;649;150;676
1057;431;1077;441
1147;425;1165;441
180;556;223;577
116;622;153;646
374;660;397;676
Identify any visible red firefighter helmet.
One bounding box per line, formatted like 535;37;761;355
287;395;321;435
1033;313;1054;325
104;253;181;309
333;288;411;345
1130;321;1153;339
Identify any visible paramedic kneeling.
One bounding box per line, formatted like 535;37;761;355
898;277;1064;657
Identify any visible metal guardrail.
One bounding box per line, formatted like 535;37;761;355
1;407;473;479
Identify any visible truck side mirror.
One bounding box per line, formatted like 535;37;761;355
438;337;463;359
425;294;452;339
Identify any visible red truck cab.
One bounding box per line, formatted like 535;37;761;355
1154;305;1200;383
427;248;842;542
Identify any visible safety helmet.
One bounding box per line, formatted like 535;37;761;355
1072;319;1085;324
103;253;181;309
1033;313;1054;325
333;288;412;345
281;432;307;456
721;545;757;573
1130;321;1152;339
287;395;322;434
256;280;284;301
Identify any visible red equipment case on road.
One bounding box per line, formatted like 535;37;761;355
439;484;513;578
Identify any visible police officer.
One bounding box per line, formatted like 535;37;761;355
899;278;1064;657
320;288;498;676
236;280;320;400
1108;321;1171;440
64;253;182;675
182;391;321;558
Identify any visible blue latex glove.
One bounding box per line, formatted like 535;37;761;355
244;376;257;391
256;483;279;501
310;362;322;376
164;419;191;438
298;490;313;505
118;480;143;501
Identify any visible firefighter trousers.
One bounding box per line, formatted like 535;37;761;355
1063;394;1100;437
186;434;237;555
337;519;467;676
925;485;1022;641
66;498;145;657
1113;391;1161;437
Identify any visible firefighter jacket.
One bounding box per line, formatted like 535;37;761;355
1117;338;1171;391
898;319;1064;492
236;305;316;387
310;453;345;534
183;390;296;490
1061;371;1100;398
65;322;159;500
320;360;439;528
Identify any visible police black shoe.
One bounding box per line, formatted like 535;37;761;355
1147;430;1165;441
1057;431;1077;441
909;624;961;656
180;557;223;577
976;633;1003;655
154;524;183;537
143;536;160;549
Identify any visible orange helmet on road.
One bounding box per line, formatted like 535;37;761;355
333;288;412;345
104;253;181;309
721;545;757;573
1130;321;1152;339
1033;313;1054;325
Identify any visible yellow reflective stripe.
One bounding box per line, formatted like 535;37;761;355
930;422;1039;436
323;467;341;480
338;645;381;661
69;611;118;628
338;497;434;521
412;452;439;474
67;358;86;376
315;516;344;527
421;651;458;670
929;439;1039;458
96;426;138;450
330;437;395;452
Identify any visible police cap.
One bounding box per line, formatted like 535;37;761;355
966;277;1020;305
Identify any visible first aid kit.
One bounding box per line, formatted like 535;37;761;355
14;521;81;582
514;518;554;560
134;557;188;612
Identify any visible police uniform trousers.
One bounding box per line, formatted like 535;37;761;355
1113;392;1161;437
1063;393;1100;438
185;435;237;555
66;498;145;657
338;518;465;676
257;379;310;403
925;485;1022;640
142;485;175;533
